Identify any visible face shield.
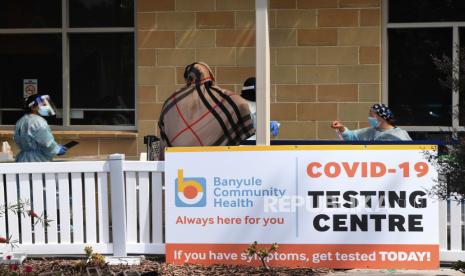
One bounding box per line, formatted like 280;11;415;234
32;95;57;117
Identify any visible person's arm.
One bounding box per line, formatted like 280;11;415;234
36;127;61;156
343;127;375;141
341;127;359;141
332;121;373;141
13;127;20;145
331;121;358;141
31;120;61;156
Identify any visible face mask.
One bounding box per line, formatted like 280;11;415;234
368;116;379;128
38;106;51;117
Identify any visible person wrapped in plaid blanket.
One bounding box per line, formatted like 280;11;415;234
158;62;255;158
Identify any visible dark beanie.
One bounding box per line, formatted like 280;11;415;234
241;77;256;102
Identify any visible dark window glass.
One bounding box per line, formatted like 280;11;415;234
0;34;62;125
408;132;453;141
460;28;465;126
0;0;61;28
388;28;452;126
69;33;135;125
72;111;135;125
389;0;465;23
69;0;134;27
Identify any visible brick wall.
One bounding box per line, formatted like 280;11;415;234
136;0;381;145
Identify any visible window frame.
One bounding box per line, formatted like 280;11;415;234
382;0;465;133
0;0;137;131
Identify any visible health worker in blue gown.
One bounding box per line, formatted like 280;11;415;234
14;94;67;162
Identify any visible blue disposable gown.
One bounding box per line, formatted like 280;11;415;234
14;114;60;162
341;127;412;141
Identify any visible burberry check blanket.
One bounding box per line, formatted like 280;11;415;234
158;62;255;158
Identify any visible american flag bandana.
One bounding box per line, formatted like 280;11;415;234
158;62;255;157
371;104;393;121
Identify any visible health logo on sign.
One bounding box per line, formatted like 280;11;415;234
175;169;206;207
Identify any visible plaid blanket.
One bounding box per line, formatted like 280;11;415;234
158;62;255;156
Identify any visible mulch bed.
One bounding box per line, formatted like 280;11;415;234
13;258;330;275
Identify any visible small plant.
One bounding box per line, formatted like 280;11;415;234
0;200;51;248
0;200;47;275
428;46;465;200
75;246;107;274
425;142;465;200
84;246;106;267
452;260;465;273
84;246;93;259
245;241;279;271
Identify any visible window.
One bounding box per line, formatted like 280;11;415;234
69;33;135;125
388;28;452;126
0;34;63;125
389;0;465;23
69;0;134;28
0;0;62;28
0;0;135;129
384;0;465;134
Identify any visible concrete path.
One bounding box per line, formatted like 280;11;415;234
325;268;463;276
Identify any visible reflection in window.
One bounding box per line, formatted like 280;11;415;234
389;0;465;23
0;0;61;28
388;28;452;126
69;0;134;27
0;34;62;125
69;33;135;125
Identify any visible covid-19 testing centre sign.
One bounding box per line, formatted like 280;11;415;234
165;145;439;269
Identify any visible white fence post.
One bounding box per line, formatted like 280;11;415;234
108;154;127;257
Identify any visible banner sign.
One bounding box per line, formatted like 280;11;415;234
165;145;439;269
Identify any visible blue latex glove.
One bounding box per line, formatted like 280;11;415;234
270;121;280;137
57;145;68;156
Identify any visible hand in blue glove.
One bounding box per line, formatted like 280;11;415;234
270;121;280;137
57;145;68;156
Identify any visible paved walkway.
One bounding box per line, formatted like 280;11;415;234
326;268;463;276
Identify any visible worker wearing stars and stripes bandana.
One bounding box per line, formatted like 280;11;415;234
331;104;412;141
371;104;393;122
158;62;255;159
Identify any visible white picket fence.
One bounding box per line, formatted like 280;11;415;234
1;156;465;263
440;200;465;262
0;154;164;256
